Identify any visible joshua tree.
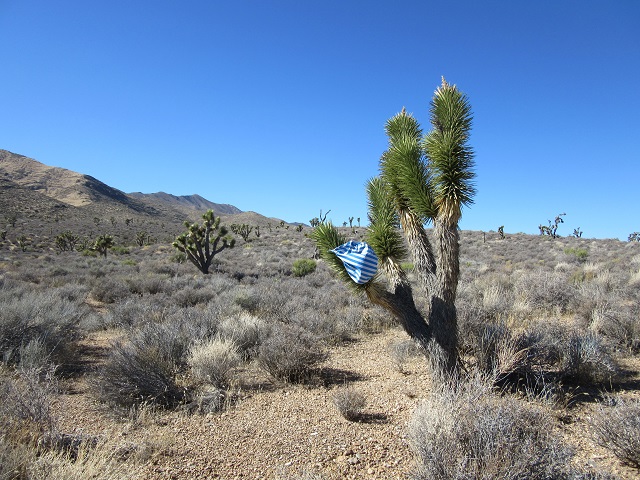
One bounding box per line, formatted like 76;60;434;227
5;213;17;228
92;234;114;258
629;232;640;242
136;231;148;246
55;231;79;252
231;223;253;242
172;210;235;274
312;78;475;383
17;234;29;252
498;226;505;239
539;213;565;238
572;227;583;238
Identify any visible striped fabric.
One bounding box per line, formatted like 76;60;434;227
330;241;378;284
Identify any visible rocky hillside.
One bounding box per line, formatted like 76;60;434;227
0;149;286;247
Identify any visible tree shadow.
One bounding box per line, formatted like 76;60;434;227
356;412;389;424
314;367;366;387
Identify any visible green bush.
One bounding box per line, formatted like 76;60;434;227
292;258;316;277
564;247;588;262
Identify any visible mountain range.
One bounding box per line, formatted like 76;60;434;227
0;150;242;215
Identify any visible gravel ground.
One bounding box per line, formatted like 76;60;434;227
51;329;640;479
53;329;432;479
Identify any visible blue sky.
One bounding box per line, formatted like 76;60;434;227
1;1;638;239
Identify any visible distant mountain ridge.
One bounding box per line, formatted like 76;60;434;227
129;192;241;216
0;149;243;218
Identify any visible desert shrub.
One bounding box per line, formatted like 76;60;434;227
292;258;317;277
53;283;90;302
188;337;241;388
0;366;58;441
591;397;640;468
333;386;366;421
513;270;577;315
257;324;327;382
103;297;175;329
564;247;589;263
409;375;576;479
590;301;640;353
171;284;215;307
191;385;226;414
94;322;197;408
0;289;85;368
95;339;184;408
217;313;267;359
124;273;167;296
233;287;261;313
559;333;618;385
90;277;130;304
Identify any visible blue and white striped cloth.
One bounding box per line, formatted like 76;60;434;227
331;241;378;284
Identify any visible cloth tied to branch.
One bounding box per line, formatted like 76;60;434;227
330;241;378;284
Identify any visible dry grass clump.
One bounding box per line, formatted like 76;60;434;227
188;336;241;388
591;397;640;468
218;313;267;359
0;367;58;445
389;338;423;373
332;386;366;421
408;375;576;479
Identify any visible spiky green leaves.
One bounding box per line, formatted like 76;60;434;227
380;111;436;223
424;78;476;223
366;177;406;263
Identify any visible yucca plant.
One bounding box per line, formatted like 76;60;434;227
172;210;235;274
312;78;475;383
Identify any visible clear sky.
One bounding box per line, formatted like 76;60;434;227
1;1;638;239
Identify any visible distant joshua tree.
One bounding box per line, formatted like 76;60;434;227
136;231;148;246
231;223;253;242
498;226;505;240
312;78;475;384
629;232;640;242
572;227;583;238
17;234;29;252
172;210;235;274
5;213;17;228
92;234;114;258
55;231;79;252
539;213;565;238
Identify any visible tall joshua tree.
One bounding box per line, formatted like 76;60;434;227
312;78;475;383
173;210;235;274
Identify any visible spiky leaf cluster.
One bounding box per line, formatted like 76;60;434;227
424;79;476;223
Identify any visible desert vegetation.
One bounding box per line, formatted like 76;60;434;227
1;206;639;478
